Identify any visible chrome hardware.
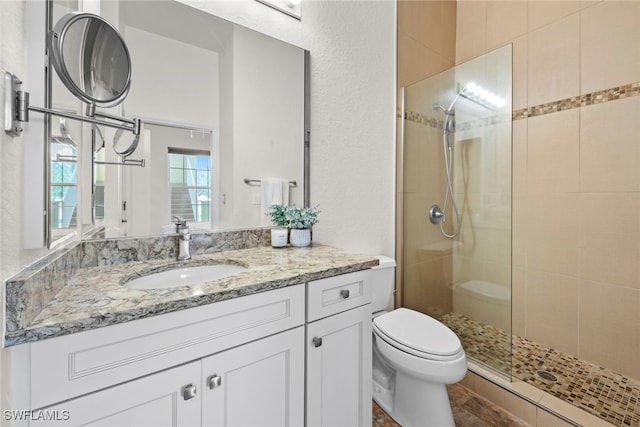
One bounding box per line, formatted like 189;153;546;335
174;215;186;233
4;73;22;136
182;384;197;400
340;289;350;299
174;216;191;261
429;204;445;224
312;337;323;348
207;374;222;390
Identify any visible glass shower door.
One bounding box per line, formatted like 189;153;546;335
402;45;512;377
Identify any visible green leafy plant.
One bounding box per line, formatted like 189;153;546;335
268;205;320;229
268;204;289;227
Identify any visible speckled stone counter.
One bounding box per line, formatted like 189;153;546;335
5;243;378;347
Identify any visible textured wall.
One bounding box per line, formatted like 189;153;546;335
0;3;51;284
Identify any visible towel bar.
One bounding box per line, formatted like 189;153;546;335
243;178;297;187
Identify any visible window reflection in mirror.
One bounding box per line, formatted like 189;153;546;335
112;124;218;238
93;126;106;221
50;140;77;231
168;150;212;226
49;0;81;245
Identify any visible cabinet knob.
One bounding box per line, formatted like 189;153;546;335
207;374;222;389
182;384;197;400
340;289;350;299
312;337;323;348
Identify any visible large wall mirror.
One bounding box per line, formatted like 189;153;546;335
48;0;307;245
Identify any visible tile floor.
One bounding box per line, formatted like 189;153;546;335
441;312;640;427
372;383;532;427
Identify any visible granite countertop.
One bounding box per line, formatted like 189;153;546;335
7;245;378;346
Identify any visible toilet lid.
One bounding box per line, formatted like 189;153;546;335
373;308;462;357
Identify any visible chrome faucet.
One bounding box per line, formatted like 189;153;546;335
174;216;191;261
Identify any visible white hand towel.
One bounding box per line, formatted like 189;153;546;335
260;178;290;225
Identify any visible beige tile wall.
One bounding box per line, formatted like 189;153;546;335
399;0;640;381
456;0;640;380
397;0;457;308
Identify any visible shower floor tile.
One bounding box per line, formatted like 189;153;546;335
441;312;640;427
372;383;532;427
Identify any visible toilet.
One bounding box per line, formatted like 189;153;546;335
371;256;467;427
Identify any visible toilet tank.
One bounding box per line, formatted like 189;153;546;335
371;256;396;313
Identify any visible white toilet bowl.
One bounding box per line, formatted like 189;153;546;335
371;308;467;427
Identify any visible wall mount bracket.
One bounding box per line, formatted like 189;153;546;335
4;71;140;138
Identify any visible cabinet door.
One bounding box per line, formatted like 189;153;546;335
32;361;201;427
201;326;305;427
306;304;372;427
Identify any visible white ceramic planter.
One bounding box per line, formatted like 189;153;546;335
270;228;288;248
290;229;311;247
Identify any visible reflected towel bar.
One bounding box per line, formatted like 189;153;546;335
244;178;297;187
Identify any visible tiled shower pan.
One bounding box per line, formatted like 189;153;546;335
442;312;640;427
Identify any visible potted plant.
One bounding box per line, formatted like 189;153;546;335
286;205;320;247
268;204;290;248
268;205;320;247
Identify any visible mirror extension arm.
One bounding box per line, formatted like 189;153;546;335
4;72;140;137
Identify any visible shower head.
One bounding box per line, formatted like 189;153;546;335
433;103;454;116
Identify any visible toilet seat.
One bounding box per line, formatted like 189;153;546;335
372;308;463;361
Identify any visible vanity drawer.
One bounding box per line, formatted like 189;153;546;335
306;270;372;322
29;284;305;410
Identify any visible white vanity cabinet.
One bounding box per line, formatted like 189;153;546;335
18;284;305;427
32;328;305;427
201;326;305;426
9;268;374;427
31;360;202;427
305;270;373;427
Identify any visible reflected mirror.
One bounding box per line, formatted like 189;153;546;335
48;0;307;244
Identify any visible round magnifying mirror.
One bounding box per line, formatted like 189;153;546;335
50;12;131;108
113;128;140;157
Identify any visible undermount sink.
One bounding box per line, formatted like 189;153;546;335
124;264;247;290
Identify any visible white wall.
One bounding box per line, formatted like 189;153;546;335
124;26;221;126
0;0;396;414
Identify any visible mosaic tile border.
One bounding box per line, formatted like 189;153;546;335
403;110;443;129
441;312;640;427
403;110;512;132
401;81;640;124
513;82;640;120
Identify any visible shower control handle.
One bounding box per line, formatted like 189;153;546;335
429;204;444;224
